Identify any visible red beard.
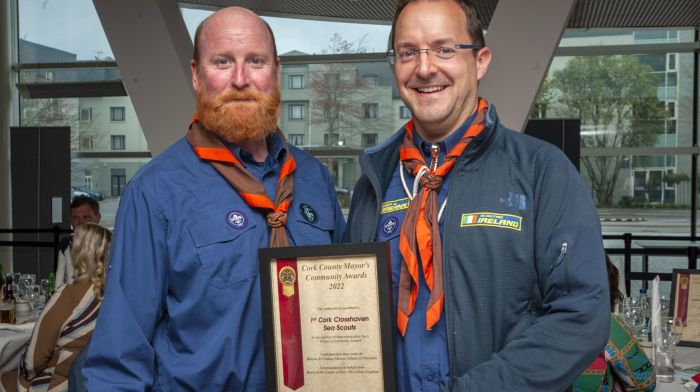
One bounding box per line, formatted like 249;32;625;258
196;83;281;144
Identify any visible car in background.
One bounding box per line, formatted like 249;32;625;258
71;186;105;201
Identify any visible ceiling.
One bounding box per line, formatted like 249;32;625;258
179;0;700;28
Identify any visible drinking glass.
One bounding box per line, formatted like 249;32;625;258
666;316;684;346
656;321;677;383
19;274;36;300
26;285;42;314
622;301;644;338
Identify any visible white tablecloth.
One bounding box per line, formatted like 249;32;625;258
644;345;700;392
0;321;35;373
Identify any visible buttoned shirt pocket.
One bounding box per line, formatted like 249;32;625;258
188;216;259;289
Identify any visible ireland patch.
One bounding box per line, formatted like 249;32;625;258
380;197;410;215
299;203;318;223
461;212;522;231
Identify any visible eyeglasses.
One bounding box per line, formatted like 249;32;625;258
386;44;481;65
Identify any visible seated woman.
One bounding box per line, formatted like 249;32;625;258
573;255;656;392
0;223;110;392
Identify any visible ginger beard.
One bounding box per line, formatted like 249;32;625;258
195;77;281;144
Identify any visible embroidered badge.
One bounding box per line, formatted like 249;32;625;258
381;216;399;236
299;203;318;223
380;198;410;215
226;210;247;229
460;212;522;231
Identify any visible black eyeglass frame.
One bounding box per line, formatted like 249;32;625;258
386;44;482;65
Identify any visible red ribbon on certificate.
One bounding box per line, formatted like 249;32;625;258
677;273;690;326
276;259;304;390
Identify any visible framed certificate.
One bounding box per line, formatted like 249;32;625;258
259;242;396;392
670;269;700;347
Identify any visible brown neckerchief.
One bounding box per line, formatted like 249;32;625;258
186;118;296;247
397;98;489;335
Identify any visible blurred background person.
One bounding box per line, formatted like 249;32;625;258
573;255;656;392
0;223;110;392
55;197;101;287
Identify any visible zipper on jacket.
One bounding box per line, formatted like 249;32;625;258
549;241;569;295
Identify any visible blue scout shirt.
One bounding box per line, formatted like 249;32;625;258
84;132;345;391
376;114;475;392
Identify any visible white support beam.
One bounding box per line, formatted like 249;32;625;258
92;0;195;155
0;0;18;269
479;0;576;132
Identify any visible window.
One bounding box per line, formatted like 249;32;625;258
362;133;378;147
288;75;304;89
84;170;92;190
363;103;378;119
666;119;677;134
288;104;305;120
667;53;677;71
79;108;92;122
364;75;379;87
637;54;666;72
111;169;126;197
80;135;93;150
667;72;677;87
47;99;61;121
324;133;340;147
288;134;304;146
667;101;676;118
400;106;411;119
111;135;125;150
110;106;125;121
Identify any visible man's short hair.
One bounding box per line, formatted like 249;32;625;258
71;195;100;215
192;14;278;63
388;0;486;51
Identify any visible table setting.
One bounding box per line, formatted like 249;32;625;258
0;272;53;373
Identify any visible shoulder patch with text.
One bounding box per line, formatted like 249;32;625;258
380;198;410;215
460;212;522;231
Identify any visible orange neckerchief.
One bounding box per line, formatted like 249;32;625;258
397;98;489;335
186;115;296;247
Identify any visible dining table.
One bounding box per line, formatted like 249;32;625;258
643;345;700;391
0;312;36;373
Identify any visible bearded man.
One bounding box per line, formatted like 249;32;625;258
82;7;345;391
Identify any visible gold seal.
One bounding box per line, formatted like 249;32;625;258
278;266;297;297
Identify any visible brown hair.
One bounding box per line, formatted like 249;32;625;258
606;254;625;311
388;0;486;50
70;195;99;215
70;223;111;299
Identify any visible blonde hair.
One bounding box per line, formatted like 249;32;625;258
70;223;111;299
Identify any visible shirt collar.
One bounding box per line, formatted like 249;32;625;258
226;131;286;169
412;110;478;159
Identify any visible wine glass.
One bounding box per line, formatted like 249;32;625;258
665;316;684;346
623;302;644;338
26;285;42;315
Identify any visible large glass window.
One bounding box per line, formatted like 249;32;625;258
533;28;696;236
18;0;150;228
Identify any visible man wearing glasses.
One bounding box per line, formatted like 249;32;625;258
344;0;610;390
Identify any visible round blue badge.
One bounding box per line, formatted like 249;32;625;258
299;203;318;223
381;216;399;236
226;210;247;229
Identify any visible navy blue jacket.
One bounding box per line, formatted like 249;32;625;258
345;105;610;391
